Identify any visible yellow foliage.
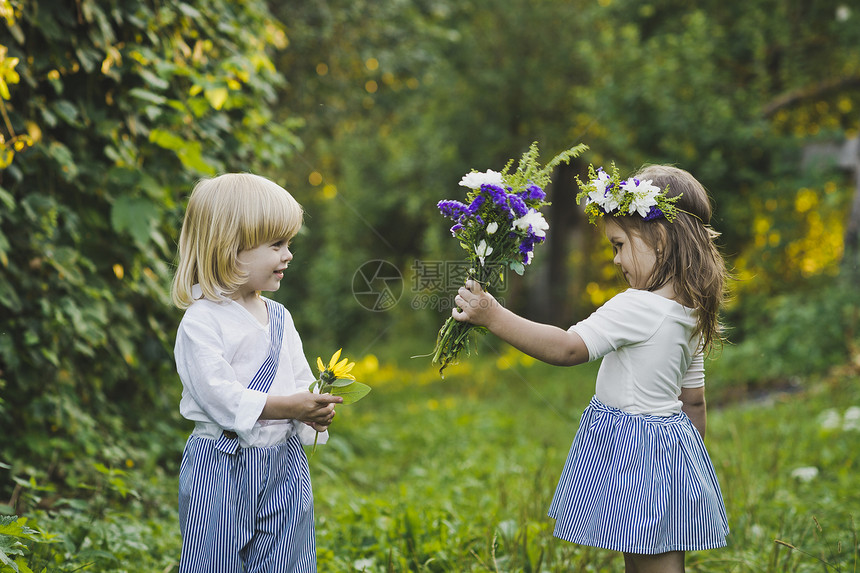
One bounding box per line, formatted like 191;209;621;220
321;184;337;200
0;0;14;26
495;345;536;371
785;210;844;278
736;185;846;292
204;87;229;110
794;188;817;213
0;44;20;100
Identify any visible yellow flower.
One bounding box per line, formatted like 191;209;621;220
316;348;356;384
308;348;370;455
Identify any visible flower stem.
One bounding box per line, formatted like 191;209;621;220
431;316;485;376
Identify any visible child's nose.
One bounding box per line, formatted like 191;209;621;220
282;247;293;261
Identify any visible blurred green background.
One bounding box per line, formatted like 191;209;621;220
0;0;858;571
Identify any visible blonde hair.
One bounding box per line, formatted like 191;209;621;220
608;165;727;353
171;173;303;309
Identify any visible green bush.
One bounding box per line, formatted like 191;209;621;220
712;280;859;391
0;0;296;511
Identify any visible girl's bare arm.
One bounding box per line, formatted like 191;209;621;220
452;280;589;367
680;386;707;438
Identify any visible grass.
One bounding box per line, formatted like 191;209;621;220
7;341;859;572
310;341;860;572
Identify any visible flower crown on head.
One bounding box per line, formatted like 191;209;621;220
575;163;681;225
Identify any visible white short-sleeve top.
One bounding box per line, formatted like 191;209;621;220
174;292;323;448
568;289;705;416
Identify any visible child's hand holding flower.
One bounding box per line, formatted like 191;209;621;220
308;349;371;453
452;280;499;327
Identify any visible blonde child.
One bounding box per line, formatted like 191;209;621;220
453;165;729;572
171;173;342;572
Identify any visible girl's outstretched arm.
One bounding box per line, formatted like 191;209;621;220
452;280;589;367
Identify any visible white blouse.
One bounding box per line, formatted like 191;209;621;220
569;289;705;416
174;292;325;448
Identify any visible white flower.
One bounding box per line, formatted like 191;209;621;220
596;190;621;213
591;169;611;194
819;408;841;431
459;169;504;190
622;178;662;217
584;170;621;213
512;209;549;238
486;221;499;235
843;406;860;431
749;524;765;539
790;466;819;483
475;239;493;266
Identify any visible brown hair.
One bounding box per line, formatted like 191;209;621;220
608;165;727;353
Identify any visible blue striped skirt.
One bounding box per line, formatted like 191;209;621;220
548;396;729;554
178;434;316;572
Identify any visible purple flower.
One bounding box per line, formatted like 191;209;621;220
450;223;463;236
519;241;534;256
525;184;545;201
467;195;486;215
519;236;537;264
482;184;509;208
507;194;528;218
438;200;469;221
643;205;665;221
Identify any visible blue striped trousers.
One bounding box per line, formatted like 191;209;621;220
178;434;316;572
548;397;729;554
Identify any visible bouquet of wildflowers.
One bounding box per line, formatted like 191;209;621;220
429;142;587;375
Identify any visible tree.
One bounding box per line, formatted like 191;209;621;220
273;0;860;378
0;0;297;507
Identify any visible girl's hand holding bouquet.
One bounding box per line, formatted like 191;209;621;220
428;142;587;375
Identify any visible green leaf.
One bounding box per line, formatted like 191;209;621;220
327;378;354;388
330;381;371;405
138;68;169;90
0;538;21;568
150;129;218;174
148;128;184;151
128;87;166;105
0;516;40;540
176;142;217;175
509;261;525;276
205;87;229;110
111;196;159;245
51;100;78;125
46;142;77;179
0;186;14;210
